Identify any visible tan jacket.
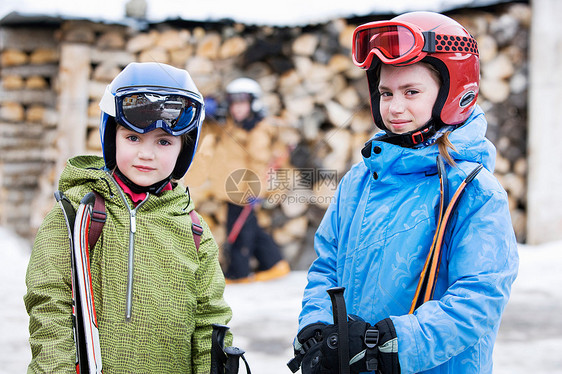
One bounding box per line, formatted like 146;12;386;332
186;117;289;205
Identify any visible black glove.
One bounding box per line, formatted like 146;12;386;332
370;318;400;374
288;318;400;374
289;322;325;374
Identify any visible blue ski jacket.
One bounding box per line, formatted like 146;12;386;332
298;106;518;373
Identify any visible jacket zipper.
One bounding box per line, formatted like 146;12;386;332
106;173;149;321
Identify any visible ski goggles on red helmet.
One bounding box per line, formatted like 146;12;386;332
352;20;478;69
112;86;203;136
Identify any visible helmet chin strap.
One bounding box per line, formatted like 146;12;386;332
378;119;438;148
114;168;172;195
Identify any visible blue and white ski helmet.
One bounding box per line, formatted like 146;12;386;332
99;62;204;180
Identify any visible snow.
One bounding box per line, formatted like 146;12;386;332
0;227;33;373
0;0;553;370
0;0;515;26
1;225;561;373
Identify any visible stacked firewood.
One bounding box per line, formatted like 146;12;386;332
0;3;530;261
0;27;60;234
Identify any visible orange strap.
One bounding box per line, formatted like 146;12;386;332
409;163;483;314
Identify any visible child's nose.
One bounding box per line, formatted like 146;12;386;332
138;145;155;159
389;97;406;113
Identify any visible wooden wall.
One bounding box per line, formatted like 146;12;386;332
0;3;530;267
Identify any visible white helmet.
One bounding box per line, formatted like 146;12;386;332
226;77;264;113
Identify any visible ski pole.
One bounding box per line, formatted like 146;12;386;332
327;287;350;374
211;324;229;374
226;202;256;245
224;346;252;374
211;324;252;374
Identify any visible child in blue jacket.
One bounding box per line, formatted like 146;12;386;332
291;11;518;374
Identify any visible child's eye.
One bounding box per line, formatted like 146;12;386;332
406;89;419;96
379;91;391;97
127;135;139;142
158;139;172;146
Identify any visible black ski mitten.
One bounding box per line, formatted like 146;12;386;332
288;318;400;374
371;318;400;374
289;322;326;374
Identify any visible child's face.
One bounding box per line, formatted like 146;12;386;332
378;63;440;134
115;126;182;187
229;100;252;123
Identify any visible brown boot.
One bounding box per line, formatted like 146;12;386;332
224;274;256;285
254;260;290;282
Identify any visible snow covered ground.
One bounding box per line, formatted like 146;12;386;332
1;225;561;373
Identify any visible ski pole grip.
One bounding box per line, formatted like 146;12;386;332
224;346;244;374
225;346;252;374
211;324;230;374
326;287;346;324
326;287;350;374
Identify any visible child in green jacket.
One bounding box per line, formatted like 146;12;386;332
24;62;232;373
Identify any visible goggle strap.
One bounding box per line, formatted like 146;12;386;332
422;31;479;56
434;33;479;55
422;31;436;53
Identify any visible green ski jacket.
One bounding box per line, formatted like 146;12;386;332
24;155;232;373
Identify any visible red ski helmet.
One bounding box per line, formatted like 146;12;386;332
352;11;480;141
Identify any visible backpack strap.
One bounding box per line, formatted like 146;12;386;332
88;191;107;251
189;210;203;252
84;190;202;252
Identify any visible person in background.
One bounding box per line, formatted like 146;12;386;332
194;77;291;284
221;78;291;283
290;11;518;374
24;62;232;373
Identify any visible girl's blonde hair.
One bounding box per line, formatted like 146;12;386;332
422;62;457;166
436;132;457;166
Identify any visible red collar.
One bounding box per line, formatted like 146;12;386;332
113;174;172;205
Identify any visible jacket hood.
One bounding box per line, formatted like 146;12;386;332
58;156;111;197
363;105;496;177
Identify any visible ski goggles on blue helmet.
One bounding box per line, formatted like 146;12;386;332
100;85;204;136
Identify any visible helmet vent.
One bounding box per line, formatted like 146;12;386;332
460;91;476;108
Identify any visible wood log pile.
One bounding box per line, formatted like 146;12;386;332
0;26;60;235
0;3;530;265
456;5;531;243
